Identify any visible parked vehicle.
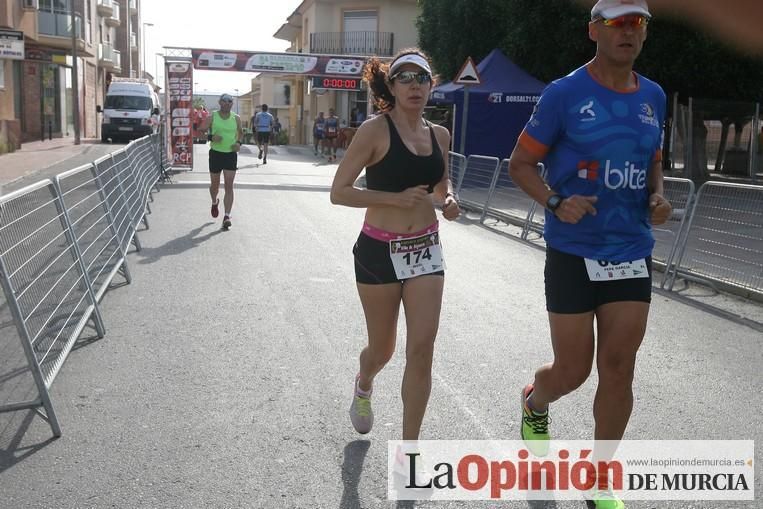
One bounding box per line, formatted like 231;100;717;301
97;78;160;142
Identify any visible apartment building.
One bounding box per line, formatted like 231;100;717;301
0;0;145;146
272;0;418;144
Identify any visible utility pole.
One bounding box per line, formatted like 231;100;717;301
70;5;80;144
142;22;153;78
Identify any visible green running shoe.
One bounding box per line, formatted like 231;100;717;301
520;383;550;457
589;488;625;509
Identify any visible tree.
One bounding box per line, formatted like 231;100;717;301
417;0;513;82
417;0;763;176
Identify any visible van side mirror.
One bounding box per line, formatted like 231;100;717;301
152;107;160;115
96;105;102;113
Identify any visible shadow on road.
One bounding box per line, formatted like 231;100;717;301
136;222;221;265
339;439;370;509
0;410;57;474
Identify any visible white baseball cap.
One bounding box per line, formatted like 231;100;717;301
389;53;432;76
591;0;651;20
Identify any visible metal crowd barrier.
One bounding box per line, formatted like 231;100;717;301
665;181;763;300
0;135;164;437
480;159;547;234
655;177;695;285
449;151;467;195
456;155;500;218
449;151;761;302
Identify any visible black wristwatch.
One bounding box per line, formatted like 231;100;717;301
546;194;564;215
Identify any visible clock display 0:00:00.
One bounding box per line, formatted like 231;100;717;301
312;77;361;90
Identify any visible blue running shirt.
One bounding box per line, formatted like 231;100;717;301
255;111;274;132
519;65;666;261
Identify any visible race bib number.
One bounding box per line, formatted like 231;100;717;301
389;232;445;280
327;126;337;135
584;258;649;281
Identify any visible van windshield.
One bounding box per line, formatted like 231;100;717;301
105;95;151;110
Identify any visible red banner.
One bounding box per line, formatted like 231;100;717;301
165;61;193;169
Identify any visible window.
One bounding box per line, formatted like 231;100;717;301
23;0;40;9
342;10;378;55
343;10;377;32
39;0;69;14
104;95;152;110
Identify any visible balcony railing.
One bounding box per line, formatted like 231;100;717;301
105;3;120;26
129;0;137;14
96;0;113;16
309;31;394;57
98;43;121;70
38;11;82;38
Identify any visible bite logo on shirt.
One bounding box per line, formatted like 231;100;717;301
578;159;647;190
577;160;600;180
603;160;647;190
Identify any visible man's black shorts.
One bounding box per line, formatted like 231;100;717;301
544;246;652;314
257;132;271;144
209;149;237;173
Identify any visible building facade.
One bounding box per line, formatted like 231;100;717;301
272;0;418;144
0;0;146;147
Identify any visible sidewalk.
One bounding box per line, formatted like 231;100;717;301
0;137;127;195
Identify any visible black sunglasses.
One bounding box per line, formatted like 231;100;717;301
390;70;432;85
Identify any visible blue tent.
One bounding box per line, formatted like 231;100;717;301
430;49;546;158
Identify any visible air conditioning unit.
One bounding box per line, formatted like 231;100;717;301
22;0;39;9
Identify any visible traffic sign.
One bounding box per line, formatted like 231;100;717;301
454;57;481;85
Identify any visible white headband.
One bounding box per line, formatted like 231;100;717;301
389;54;432;76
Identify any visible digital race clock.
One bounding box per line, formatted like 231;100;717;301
310;76;363;91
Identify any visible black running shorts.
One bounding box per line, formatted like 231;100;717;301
209;149;237;173
544;246;652;314
353;232;445;285
257;132;271;144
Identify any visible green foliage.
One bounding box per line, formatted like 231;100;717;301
417;0;763;102
417;0;513;82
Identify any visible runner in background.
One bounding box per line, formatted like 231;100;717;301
199;93;243;231
313;112;326;156
254;104;275;165
325;108;340;162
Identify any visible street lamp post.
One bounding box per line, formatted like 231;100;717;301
155;52;164;85
142;22;154;79
234;88;239;115
70;5;80;144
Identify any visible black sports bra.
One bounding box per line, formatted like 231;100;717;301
365;115;444;193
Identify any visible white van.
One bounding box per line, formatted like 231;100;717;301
97;78;160;142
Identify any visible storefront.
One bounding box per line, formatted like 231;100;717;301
21;46;73;142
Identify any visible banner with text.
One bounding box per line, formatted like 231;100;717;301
165;61;193;170
190;48;368;77
388;440;754;501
